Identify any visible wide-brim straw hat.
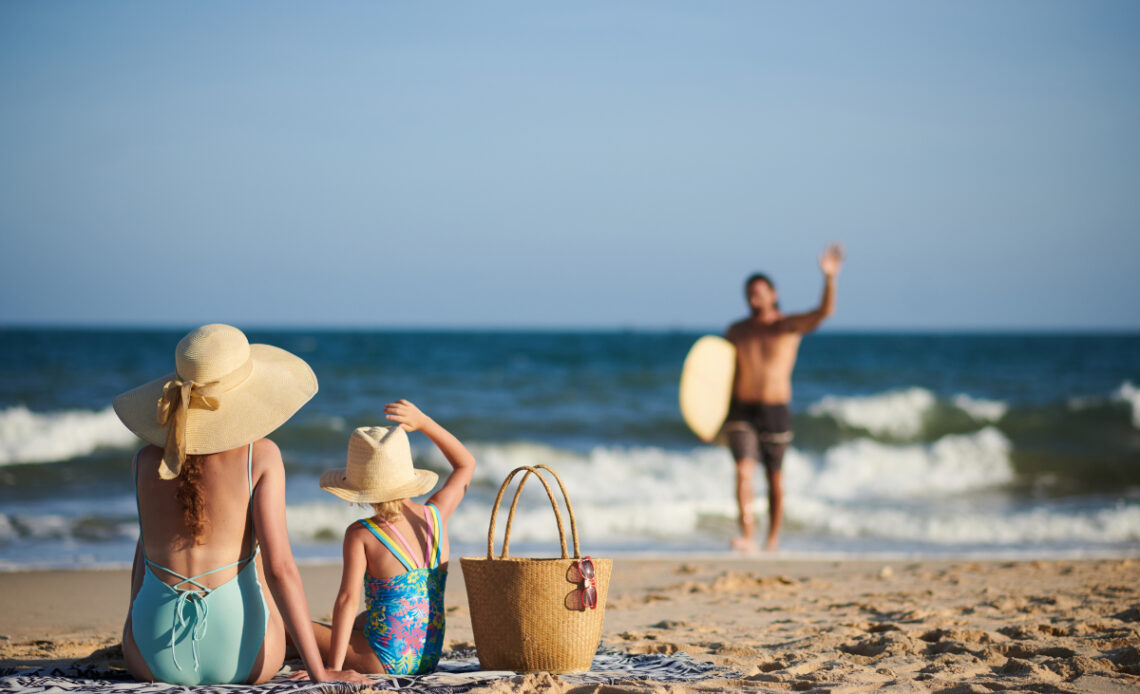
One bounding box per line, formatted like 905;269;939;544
320;425;438;504
113;323;317;479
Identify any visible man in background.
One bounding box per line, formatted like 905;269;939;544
724;243;844;552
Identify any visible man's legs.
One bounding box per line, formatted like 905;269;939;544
732;455;759;553
760;439;788;552
727;420;761;554
764;465;783;551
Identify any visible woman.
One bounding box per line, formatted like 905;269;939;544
113;323;370;686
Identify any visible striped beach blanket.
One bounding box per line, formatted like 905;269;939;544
0;648;736;693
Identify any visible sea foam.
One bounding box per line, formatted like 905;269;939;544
785;497;1140;545
0;405;138;465
4;429;1135;556
791;427;1014;501
281;429;1126;550
1068;380;1140;429
807;387;936;438
1112;381;1140;428
806;387;1009;438
950;394;1007;422
0;514;16;544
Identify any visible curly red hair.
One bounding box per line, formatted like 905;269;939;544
176;454;207;542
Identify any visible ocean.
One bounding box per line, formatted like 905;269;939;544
1;328;1138;569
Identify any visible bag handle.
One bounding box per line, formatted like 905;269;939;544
504;464;581;559
486;464;582;560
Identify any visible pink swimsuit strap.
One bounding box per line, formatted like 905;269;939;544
382;507;436;570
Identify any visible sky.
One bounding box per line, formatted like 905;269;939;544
1;1;1138;331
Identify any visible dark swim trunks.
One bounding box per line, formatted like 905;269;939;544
723;400;793;472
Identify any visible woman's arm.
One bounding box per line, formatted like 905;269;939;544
128;540;144;599
251;439;368;684
384;400;476;522
327;527;366;670
127;455;145;606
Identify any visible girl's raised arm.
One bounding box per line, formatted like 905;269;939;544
384;400;476;522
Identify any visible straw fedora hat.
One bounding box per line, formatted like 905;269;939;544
113;323;318;480
320;426;438;504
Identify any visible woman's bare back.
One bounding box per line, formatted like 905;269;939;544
135;444;260;589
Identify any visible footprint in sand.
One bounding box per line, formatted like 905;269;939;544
705;571;796;593
638;592;671;604
840;633;920;658
1029;594;1081;611
1094;636;1140;651
1000;657;1063;681
1109;646;1140;675
999;623;1068;639
1041;654;1117;679
1069;620;1115;635
920;628;1003;645
928;640;975;656
1111;605;1140;622
993;642;1038;659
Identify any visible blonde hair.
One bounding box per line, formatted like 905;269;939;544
370;499;405;523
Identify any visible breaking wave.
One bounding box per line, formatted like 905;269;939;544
805;387;1007;439
279;431;1137;549
0;405;138;465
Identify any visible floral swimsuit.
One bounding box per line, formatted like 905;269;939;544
359;504;446;675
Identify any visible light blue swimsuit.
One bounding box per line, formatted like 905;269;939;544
130;445;269;685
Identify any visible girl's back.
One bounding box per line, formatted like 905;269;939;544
316;402;475;676
360;500;450;580
355;498;448;675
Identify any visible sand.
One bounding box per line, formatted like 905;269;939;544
2;557;1138;692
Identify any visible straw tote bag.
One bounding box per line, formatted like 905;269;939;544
461;464;611;673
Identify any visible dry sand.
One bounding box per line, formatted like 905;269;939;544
2;557;1138;692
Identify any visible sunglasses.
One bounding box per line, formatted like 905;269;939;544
575;555;597;610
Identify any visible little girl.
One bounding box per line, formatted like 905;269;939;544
314;400;475;675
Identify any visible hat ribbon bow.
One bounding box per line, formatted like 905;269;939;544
156;381;219;479
154;357;253;479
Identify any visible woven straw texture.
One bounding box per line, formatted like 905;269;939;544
462;555;611;672
460;464;611;670
319;426;438;503
461;465;610;673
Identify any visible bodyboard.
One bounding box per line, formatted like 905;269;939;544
679;335;736;443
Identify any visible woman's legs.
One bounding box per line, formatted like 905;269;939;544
121;614;155;682
244;603;285;684
246;554;286;684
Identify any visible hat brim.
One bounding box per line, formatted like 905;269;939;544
112;344;318;454
319;468;439;503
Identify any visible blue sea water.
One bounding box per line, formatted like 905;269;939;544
1;328;1138;569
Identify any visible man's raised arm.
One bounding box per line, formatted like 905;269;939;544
780;243;844;334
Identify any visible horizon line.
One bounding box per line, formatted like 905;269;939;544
2;321;1139;335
